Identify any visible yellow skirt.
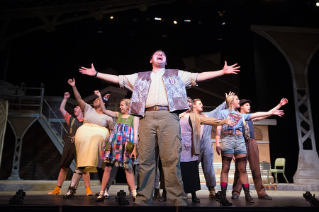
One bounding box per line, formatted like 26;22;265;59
75;123;109;172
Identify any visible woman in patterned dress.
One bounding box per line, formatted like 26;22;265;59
94;90;139;201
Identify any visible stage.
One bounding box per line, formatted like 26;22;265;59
0;184;318;212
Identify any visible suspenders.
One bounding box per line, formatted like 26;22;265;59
69;118;76;135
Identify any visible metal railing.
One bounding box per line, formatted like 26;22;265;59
43;99;68;137
0;83;45;115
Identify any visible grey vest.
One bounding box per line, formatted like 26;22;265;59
129;69;189;116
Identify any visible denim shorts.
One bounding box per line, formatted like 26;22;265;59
221;134;247;154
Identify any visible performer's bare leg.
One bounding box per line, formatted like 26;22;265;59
82;172;93;196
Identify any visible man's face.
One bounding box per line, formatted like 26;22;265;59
74;106;82;117
240;103;251;113
150;51;167;67
193;101;203;112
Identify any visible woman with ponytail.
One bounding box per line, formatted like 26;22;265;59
215;95;284;206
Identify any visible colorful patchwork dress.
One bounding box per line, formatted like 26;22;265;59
101;113;137;170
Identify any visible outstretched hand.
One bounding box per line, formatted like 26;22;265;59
79;63;97;76
222;61;240;75
225;91;235;98
272;110;284;117
280;98;288;106
68;78;75;87
64;92;70;99
227;118;236;126
94;90;101;97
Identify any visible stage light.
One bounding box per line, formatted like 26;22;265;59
115;190;129;205
303;191;319;206
316;2;319;7
173;20;177;24
222;22;225;25
110;16;114;19
184;20;191;22
155;17;162;20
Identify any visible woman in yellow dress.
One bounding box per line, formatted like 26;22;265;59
63;79;114;199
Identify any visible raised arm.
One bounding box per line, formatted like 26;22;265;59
196;62;240;82
59;92;70;117
68;79;86;111
94;90;119;118
253;98;288;122
79;63;119;84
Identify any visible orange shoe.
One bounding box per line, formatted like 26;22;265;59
48;186;61;195
86;186;93;196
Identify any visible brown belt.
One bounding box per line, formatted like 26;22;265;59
223;130;243;135
146;106;169;111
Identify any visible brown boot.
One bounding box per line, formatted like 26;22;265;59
243;186;254;203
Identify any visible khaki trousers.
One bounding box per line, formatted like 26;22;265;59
135;110;187;206
232;138;267;197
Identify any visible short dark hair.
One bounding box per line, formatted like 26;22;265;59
150;50;166;59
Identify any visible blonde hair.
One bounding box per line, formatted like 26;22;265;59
121;98;131;107
226;95;240;121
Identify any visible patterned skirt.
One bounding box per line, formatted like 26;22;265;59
101;123;138;169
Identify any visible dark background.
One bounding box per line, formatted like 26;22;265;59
1;0;319;183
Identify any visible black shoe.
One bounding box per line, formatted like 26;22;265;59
63;186;76;199
154;188;161;198
243;186;254;203
159;190;166;202
231;194;239;199
95;191;105;202
192;192;200;203
258;194;272;200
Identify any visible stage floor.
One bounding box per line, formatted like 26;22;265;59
0;184;317;210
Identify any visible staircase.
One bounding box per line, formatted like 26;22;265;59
38;113;76;171
39;99;76;171
0;83;76;180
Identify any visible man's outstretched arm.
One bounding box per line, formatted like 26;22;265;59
196;61;240;82
79;63;119;84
